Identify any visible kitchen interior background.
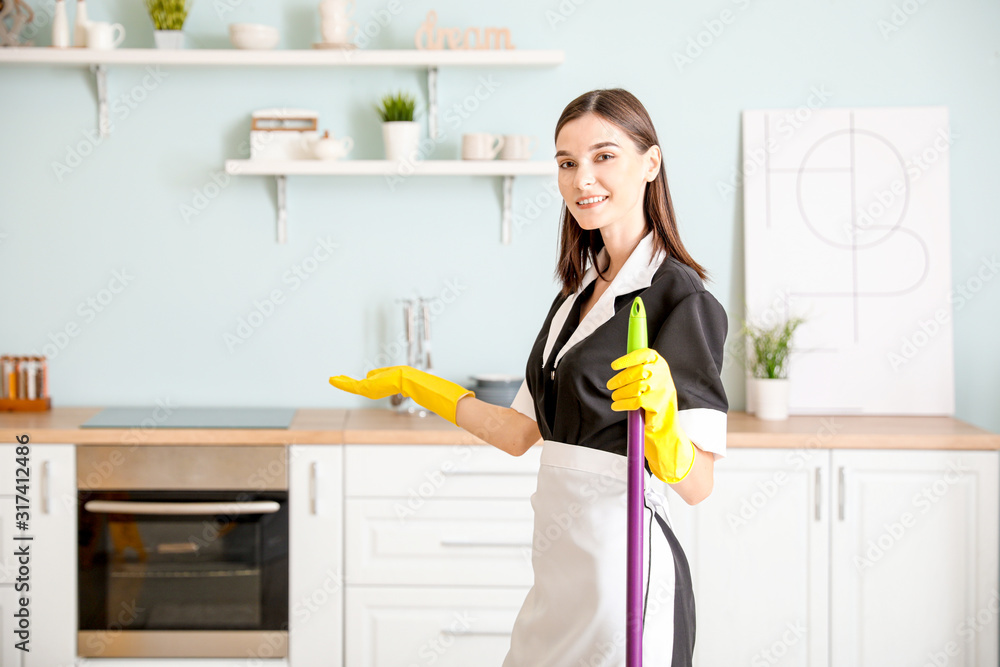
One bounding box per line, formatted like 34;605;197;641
1;0;998;433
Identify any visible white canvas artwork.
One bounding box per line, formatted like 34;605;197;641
742;106;954;415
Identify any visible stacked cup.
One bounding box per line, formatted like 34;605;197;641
319;0;359;46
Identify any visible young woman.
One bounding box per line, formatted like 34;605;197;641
330;88;729;666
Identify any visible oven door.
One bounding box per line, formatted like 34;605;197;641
77;489;289;658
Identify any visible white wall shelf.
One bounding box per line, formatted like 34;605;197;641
223;159;558;244
2;46;565;244
0;47;565;67
0;47;564;139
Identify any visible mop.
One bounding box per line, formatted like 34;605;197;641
626;297;647;667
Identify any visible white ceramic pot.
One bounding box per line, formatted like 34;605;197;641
153;29;184;49
382;121;420;162
313;135;354;160
751;378;789;421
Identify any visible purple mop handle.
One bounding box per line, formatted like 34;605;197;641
627;407;645;666
625;297;647;667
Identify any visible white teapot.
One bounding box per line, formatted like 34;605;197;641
312;130;354;160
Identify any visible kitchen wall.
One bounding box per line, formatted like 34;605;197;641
2;0;998;433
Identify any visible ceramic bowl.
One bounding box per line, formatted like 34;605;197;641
229;23;280;50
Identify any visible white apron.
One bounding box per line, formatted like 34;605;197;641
501;439;694;667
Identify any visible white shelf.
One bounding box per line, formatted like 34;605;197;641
225;160;558;245
0;47;565;67
223;159;557;176
0;46;563;145
1;46;565;245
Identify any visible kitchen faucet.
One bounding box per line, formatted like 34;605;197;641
391;296;432;416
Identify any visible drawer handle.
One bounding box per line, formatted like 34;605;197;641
440;539;533;548
440;629;512;637
444;470;537;477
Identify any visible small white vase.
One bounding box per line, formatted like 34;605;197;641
751;378;789;421
154;29;185;49
382;121;420;162
52;0;70;47
74;0;89;47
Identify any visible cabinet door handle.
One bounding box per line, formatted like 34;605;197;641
40;460;50;515
838;466;846;521
309;461;318;515
814;466;821;521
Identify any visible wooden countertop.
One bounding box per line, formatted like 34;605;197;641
0;407;997;450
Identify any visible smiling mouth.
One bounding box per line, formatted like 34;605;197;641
576;195;609;207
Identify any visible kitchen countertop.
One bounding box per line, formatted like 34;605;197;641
0;407;998;450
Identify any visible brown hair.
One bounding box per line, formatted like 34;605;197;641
553;88;707;297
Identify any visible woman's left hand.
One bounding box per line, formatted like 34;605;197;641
607;347;696;483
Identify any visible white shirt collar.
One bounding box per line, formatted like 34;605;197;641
543;230;666;369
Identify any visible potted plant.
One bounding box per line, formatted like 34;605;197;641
375;91;419;162
741;315;806;420
145;0;190;49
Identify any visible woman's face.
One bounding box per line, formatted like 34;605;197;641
555;112;660;233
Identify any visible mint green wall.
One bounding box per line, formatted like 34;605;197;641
2;0;998;433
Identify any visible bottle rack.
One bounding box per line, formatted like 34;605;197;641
1;356;52;412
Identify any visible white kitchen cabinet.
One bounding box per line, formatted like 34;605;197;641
289;445;344;667
664;448;999;667
0;444;76;666
344;443;541;499
345;586;529;667
662;448;829;667
344;497;534;586
28;444;76;667
830;450;998;667
0;443;77;667
343;443;540;666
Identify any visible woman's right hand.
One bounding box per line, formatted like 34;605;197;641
329;365;474;426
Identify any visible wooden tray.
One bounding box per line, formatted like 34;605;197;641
0;397;51;412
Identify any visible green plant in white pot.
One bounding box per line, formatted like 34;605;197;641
375;91;419;162
741;315;805;420
146;0;190;49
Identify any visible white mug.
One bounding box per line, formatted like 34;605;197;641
86;21;125;50
319;0;355;20
462;133;504;160
500;135;539;160
321;18;359;43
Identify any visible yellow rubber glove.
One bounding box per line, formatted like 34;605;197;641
329;366;475;426
607;347;696;484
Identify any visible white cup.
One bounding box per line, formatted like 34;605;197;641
320;18;359;44
319;0;355;20
500;135;539;160
86;21;125;50
462;133;504;160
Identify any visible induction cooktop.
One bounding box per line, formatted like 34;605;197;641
80;406;296;429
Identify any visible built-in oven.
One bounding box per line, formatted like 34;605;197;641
77;445;289;659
